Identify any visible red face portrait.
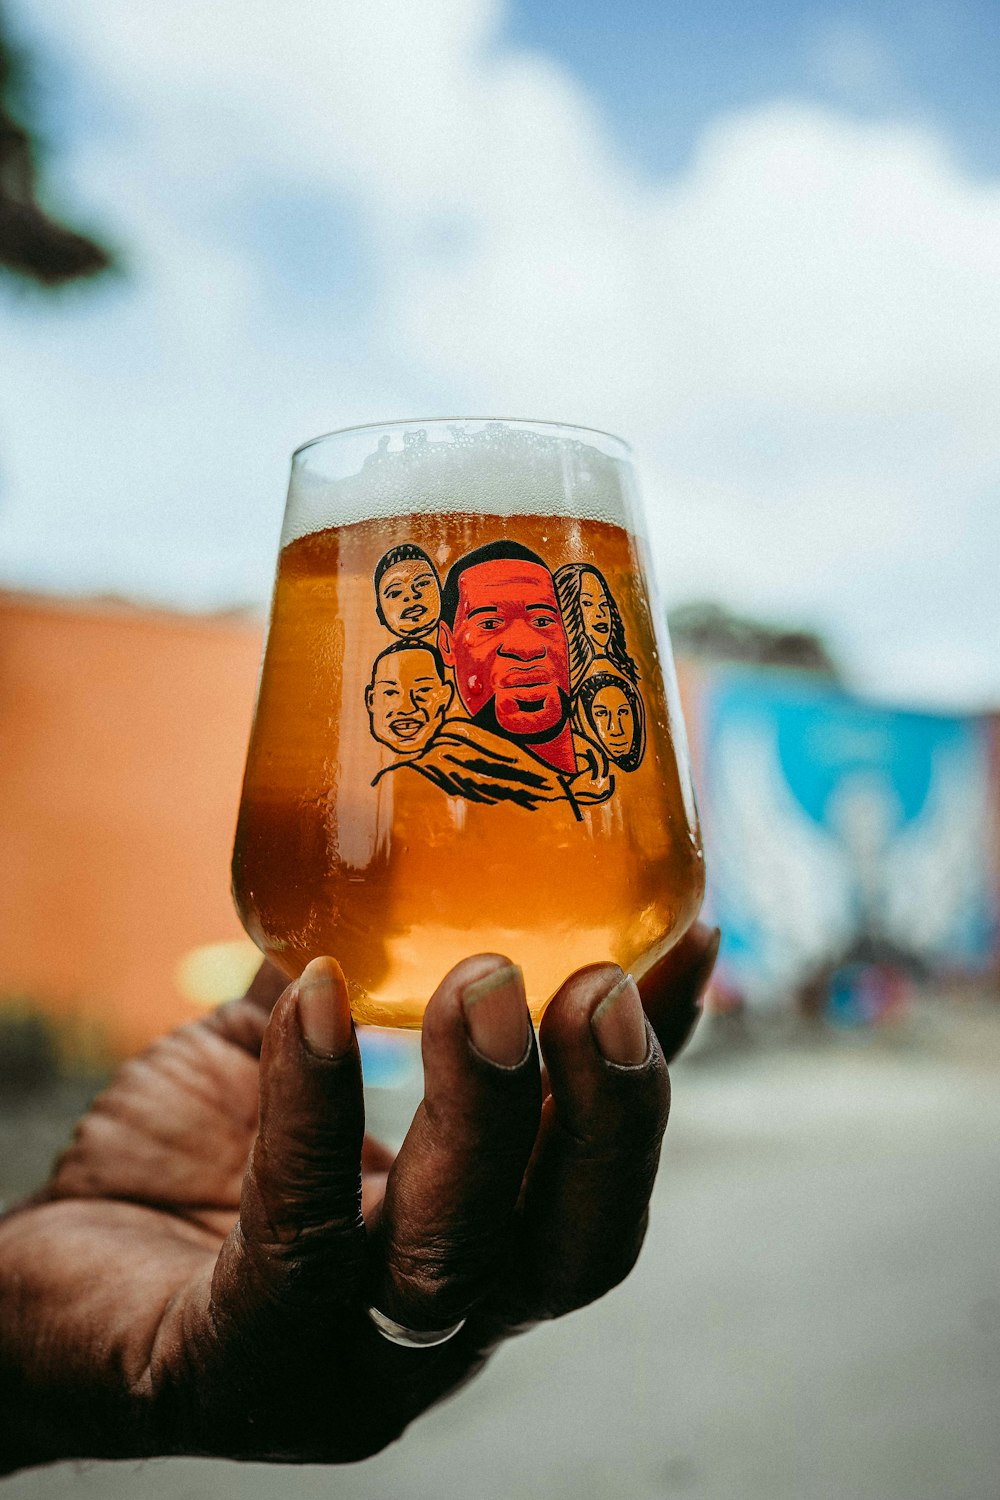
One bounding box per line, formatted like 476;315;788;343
439;559;571;742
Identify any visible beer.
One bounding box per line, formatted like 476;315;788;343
233;505;704;1027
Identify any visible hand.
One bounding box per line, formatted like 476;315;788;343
0;924;718;1471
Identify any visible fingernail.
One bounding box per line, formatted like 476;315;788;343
591;971;648;1066
297;957;352;1058
461;963;529;1066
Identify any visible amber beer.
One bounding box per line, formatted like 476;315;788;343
233;424;704;1028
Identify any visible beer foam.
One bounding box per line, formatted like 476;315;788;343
283;420;639;545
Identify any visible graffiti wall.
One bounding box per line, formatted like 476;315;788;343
688;668;1000;1015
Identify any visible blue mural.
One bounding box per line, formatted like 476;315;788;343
697;669;999;1012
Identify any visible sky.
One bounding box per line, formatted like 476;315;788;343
1;0;998;710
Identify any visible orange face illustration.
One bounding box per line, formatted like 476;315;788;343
376;553;441;638
365;644;452;754
439;556;572;748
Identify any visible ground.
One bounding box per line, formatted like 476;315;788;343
2;994;999;1500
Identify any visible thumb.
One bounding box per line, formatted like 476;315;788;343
212;958;367;1333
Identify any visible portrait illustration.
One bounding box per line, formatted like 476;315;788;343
366;539;646;817
365;640;453;755
374;544;442;640
437;540;577;773
554;563;638;690
575;670;646;772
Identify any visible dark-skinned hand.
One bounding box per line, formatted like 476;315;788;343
0;923;718;1473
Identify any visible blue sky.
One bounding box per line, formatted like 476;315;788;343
509;0;1000;176
1;0;998;709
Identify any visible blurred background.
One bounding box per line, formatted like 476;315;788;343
1;2;999;1497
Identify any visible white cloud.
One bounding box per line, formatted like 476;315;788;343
1;0;998;707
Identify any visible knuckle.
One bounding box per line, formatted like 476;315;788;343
561;1058;670;1156
607;1051;671;1140
241;1215;368;1311
585;1215;649;1300
384;1225;498;1320
388;1234;461;1297
239;1164;367;1293
538;1210;651;1319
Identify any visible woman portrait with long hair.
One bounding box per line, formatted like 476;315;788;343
554;563;638;691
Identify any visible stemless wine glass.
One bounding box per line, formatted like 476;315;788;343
232;418;704;1027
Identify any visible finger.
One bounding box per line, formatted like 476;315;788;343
204;960;289;1057
244;958;291;1013
513;964;669;1320
363;1136;396;1175
49;1020;259;1219
212;957;367;1337
637;921;721;1064
361;1135;395;1221
370;956;541;1331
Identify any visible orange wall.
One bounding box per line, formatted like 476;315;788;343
0;593;264;1057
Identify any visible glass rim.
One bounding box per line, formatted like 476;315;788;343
292;415;632;462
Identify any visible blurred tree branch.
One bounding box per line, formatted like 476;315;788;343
0;9;113;286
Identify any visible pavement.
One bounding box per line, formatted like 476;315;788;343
3;995;1000;1500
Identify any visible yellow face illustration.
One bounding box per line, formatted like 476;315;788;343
366;647;452;754
589;682;634;760
377;558;441;638
579;570;612;650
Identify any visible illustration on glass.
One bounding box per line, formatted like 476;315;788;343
367;540;646;818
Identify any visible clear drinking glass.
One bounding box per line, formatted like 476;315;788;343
232;418;704;1027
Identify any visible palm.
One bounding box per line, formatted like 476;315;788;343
50;969;394;1235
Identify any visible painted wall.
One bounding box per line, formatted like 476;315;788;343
0;593;264;1058
687;665;1000;1014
